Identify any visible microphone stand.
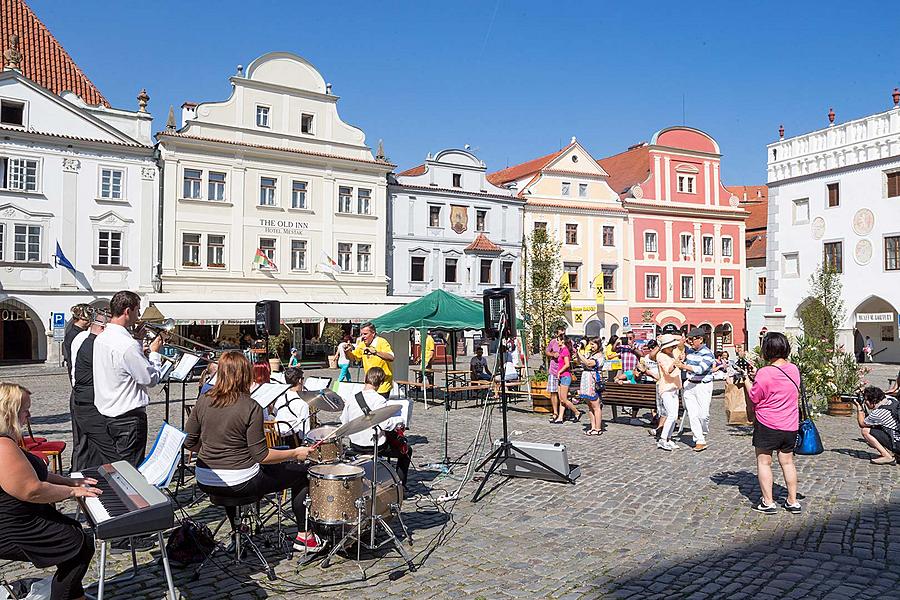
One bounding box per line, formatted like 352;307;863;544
471;313;576;503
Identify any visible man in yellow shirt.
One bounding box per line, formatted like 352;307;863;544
423;330;436;384
351;322;395;397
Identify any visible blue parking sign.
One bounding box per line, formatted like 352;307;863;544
52;312;65;328
622;316;630;327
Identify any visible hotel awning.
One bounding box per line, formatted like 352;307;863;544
151;302;323;325
307;302;400;324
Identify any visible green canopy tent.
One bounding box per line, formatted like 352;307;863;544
371;289;486;333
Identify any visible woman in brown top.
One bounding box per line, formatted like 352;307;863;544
0;383;100;600
184;352;324;552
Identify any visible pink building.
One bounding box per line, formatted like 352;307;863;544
598;127;749;351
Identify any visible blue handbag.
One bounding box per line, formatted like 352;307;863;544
774;365;823;455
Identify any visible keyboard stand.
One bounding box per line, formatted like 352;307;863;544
86;532;176;600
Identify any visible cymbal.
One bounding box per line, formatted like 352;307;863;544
299;390;345;413
328;404;400;440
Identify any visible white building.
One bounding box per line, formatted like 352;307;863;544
0;27;156;364
388;149;523;299
154;52;400;350
765;95;900;362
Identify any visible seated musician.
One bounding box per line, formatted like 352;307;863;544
271;367;310;446
340;367;411;486
0;383;100;600
183;352;325;553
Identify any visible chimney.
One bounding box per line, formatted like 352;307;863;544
326;83;333;95
181;102;198;124
3;34;21;71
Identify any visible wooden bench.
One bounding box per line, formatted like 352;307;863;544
447;382;491;407
601;382;663;421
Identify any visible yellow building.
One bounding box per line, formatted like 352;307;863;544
488;138;630;337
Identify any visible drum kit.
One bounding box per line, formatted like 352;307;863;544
296;393;415;574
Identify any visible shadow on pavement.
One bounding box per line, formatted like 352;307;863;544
710;470;794;507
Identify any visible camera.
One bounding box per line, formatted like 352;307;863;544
363;347;375;356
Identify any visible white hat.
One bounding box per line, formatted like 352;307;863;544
657;334;680;350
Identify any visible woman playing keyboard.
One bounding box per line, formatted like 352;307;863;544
0;382;101;600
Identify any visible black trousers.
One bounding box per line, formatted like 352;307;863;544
350;442;412;487
104;407;148;468
199;462;310;526
0;529;94;600
71;401;118;470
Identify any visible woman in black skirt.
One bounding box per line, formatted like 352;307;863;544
0;383;101;600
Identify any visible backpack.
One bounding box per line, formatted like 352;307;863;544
164;518;216;565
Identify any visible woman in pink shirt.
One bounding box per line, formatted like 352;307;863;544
743;332;801;515
550;337;582;424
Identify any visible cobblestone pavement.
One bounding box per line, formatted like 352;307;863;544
1;363;899;599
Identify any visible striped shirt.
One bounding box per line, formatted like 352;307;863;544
864;400;900;445
684;344;715;384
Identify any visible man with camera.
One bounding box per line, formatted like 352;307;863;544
350;322;395;398
853;387;900;465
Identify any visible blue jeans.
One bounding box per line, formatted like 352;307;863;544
338;363;351;382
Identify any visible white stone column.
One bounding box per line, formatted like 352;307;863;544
664;220;674;303
60;158;80;289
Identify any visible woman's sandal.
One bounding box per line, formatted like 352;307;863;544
590;429;602;436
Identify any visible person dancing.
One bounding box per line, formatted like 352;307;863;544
655;335;682;451
0;383;100;600
577;337;604;435
184;352;324;552
550;336;581;424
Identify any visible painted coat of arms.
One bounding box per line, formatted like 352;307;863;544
450;205;468;234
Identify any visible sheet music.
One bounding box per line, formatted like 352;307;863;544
159;361;175;382
270;371;286;384
138;422;187;488
250;383;291;408
304;376;331;392
169;353;201;382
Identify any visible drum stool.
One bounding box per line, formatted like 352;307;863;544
192;493;275;581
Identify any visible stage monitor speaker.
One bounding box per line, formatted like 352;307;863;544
483;287;515;339
255;300;280;338
491;439;581;482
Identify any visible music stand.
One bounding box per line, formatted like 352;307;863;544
471;313;577;502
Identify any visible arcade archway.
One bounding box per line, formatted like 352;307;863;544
0;299;43;363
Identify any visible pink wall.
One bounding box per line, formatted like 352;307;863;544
656;129;718;154
633;217;666;261
634;266;665;303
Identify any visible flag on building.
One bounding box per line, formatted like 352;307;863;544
593;273;606;330
559;270;573;326
53;242;75;271
317;250;340;276
252;248;277;271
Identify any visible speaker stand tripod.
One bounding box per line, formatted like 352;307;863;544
471;337;577;503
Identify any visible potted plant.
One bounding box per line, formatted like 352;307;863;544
529;369;552;413
826;351;868;416
266;322;292;372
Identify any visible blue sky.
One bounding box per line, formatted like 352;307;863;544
30;0;900;184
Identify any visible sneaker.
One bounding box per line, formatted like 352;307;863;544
784;502;802;514
657;440;672;451
753;502;778;514
293;532;326;552
693;443;708;452
666;440;679;450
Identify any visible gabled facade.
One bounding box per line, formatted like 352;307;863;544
489;138;629;337
389;149;523;299
599;127;748;351
154;52;400;346
0;57;156;363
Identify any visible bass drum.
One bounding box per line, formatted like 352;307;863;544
349;456;404;521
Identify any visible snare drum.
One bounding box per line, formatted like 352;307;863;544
307;463;365;525
350;456;404;521
305;426;342;464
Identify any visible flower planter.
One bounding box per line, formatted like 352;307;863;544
827;394;856;417
268;358;282;373
530;381;552;413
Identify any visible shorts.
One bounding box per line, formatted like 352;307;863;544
547;372;559;393
752;421;798;453
559;375;572;387
869;427;895;453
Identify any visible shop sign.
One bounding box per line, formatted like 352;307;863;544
857;312;893;323
570;305;596;324
259;218;310;235
0;308;29;321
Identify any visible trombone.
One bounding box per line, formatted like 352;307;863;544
133;318;221;360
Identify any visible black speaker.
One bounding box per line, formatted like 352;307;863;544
483;287;515;339
255;300;280;338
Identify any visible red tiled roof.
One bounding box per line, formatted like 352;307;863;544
596;145;651;198
746;231;767;260
1;0;110;107
486;148;565;186
398;163;426;177
465;233;502;254
726;185;768;231
525;198;626;214
0;123;145;147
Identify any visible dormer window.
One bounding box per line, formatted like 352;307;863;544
0;99;25;126
301;113;314;134
256;105;270;128
452;173;462;188
677;175;695;193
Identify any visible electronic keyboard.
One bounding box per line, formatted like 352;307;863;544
71;461;174;540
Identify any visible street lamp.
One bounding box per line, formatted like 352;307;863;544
743;297;752;351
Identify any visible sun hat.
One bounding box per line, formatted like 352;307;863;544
657;334;680;350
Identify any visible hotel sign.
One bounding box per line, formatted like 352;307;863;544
259;218;310;235
856;312;893;323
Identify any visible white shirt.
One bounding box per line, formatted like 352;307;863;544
92;323;162;417
337;341;351;365
340;388;404;447
272;390;311;437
